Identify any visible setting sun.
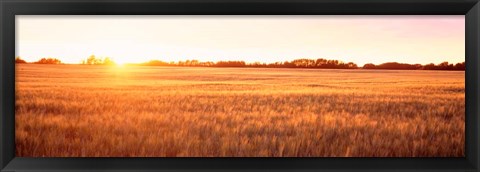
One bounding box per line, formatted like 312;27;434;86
115;63;125;68
114;59;127;66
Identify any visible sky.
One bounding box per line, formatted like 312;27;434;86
16;15;465;66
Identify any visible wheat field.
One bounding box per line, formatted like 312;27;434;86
15;64;465;157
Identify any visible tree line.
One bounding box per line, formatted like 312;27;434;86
81;55;116;65
140;58;465;70
16;57;62;64
140;59;360;69
16;55;116;65
15;56;465;70
363;62;465;70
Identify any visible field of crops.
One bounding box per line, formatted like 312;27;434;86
15;64;465;157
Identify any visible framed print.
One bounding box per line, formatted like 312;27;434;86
1;0;479;171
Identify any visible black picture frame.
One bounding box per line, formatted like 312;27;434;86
1;0;479;171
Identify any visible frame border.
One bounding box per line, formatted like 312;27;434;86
1;0;479;171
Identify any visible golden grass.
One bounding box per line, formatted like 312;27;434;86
15;64;465;157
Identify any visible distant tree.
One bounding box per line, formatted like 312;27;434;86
83;55;117;65
454;62;465;70
374;62;421;70
414;64;423;69
437;61;454;70
363;63;376;69
282;61;294;68
315;58;327;67
102;57;116;65
200;61;215;67
143;60;169;66
346;62;358;69
249;62;265;67
190;60;197;66
15;56;27;63
419;62;460;70
291;59;315;68
84;55;102;65
215;61;246;67
423;63;436;70
34;58;61;64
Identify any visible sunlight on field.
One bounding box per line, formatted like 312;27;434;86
15;64;465;157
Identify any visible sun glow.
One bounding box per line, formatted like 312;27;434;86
110;58;132;68
115;63;125;68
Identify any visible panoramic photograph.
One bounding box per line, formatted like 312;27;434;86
15;15;465;157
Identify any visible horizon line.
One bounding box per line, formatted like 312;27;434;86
16;56;465;66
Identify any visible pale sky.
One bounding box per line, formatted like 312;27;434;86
16;15;465;66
